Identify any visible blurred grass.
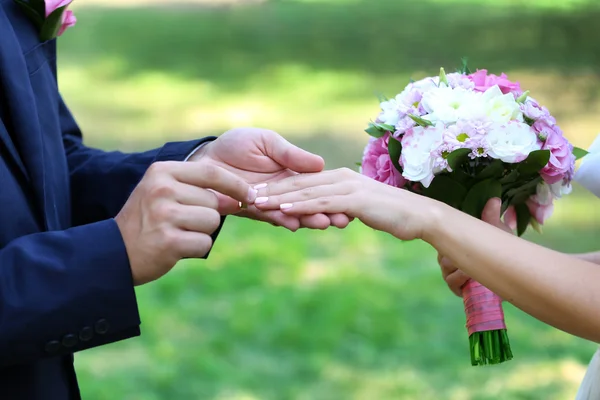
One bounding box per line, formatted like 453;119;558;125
56;0;600;398
61;0;600;165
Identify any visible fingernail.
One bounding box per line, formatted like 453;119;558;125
255;197;269;204
247;188;258;203
254;183;267;190
280;203;293;210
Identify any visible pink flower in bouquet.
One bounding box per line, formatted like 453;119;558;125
521;98;555;124
539;125;575;184
444;120;488;147
527;200;554;225
468;69;522;96
397;88;424;114
446;72;476;90
395;116;416;134
532;119;558;141
361;135;407;187
45;0;76;37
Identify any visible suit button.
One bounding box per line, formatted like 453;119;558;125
94;319;110;335
44;340;61;354
79;326;94;342
62;334;78;348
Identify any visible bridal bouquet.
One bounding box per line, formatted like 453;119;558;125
360;59;587;366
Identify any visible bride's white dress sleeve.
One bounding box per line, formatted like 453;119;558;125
573;134;600;399
576;349;600;400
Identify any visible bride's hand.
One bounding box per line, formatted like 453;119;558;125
438;198;516;297
253;167;440;241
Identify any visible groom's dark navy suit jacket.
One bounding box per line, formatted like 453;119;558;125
0;1;221;398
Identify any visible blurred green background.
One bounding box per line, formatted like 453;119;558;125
59;0;600;398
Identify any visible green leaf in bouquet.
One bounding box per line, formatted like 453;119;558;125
365;122;394;138
530;218;543;234
422;175;468;209
523;115;536;126
499;169;520;185
450;167;473;186
376;93;389;103
355;162;362;167
439;67;449;86
388;136;403;174
458;57;472;75
504;177;542;209
475;159;505;181
378;123;396;132
365;125;385;138
501;198;510;215
517;150;551;176
508;188;534;207
408;114;434;127
573;146;589;160
462;179;502;218
515;203;531;237
516;90;530;104
446;148;472;171
507;176;541;195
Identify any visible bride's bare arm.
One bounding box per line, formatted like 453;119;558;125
425;199;600;343
254;168;600;342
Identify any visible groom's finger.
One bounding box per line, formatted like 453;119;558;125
299;214;338;230
328;213;352;229
211;191;245;215
241;207;301;231
264;131;325;173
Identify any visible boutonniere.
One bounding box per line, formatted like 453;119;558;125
14;0;76;41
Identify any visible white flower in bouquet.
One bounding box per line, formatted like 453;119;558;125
533;182;554;206
378;98;401;126
549;180;573;198
421;86;483;124
482;85;523;123
485;121;541;163
400;122;445;187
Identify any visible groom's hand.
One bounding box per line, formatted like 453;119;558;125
115;161;256;286
189;127;351;231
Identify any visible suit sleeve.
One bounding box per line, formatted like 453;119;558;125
0;100;227;366
0;219;140;367
59;96;216;226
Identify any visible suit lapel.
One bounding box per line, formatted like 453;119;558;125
0;112;29;181
0;6;49;229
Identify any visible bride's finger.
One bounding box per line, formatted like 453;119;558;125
255;168;360;197
254;183;353;211
278;196;351;216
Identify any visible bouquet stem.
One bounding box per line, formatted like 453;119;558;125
463;279;513;366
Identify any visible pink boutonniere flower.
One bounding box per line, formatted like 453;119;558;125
14;0;76;41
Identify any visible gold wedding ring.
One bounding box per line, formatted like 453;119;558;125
238;201;248;209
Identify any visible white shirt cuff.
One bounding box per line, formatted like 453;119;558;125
183;142;210;162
